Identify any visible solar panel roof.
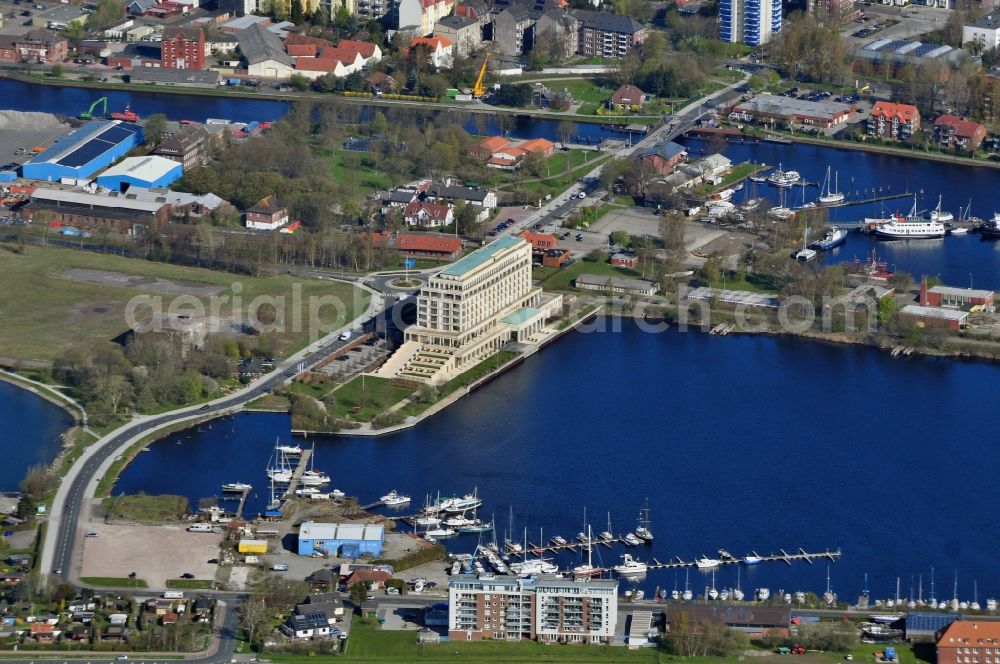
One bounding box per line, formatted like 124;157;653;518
57;123;140;168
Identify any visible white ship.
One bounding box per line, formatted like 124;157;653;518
930;194;954;223
767;164;801;187
380;490;411;506
222;482;252;492
875;216;946;239
613;554;648;576
511;558;558;577
695;557;720;569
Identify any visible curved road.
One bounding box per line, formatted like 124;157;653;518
43;280;385;588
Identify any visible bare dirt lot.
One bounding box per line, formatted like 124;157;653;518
63;269;227;297
80;523;222;589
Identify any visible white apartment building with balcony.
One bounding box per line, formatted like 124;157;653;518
378;236;562;385
448;574;618;644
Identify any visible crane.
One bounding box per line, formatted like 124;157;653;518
472;53;490;98
80;97;108;120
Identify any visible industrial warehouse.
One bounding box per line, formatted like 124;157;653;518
21;120;143;182
94;155;184;191
297;522;385;558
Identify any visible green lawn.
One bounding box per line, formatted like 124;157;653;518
520;152;610;195
270;617;666;663
327;375;416;422
102;494;189;521
80;576;148;588
535;259;645;292
165;578;215;589
0;246;367;362
324;148;395;195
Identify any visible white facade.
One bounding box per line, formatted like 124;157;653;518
963;16;1000;50
247;58;294;79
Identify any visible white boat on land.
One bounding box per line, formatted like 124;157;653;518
696;557;721;569
380;490;411;506
795;224;818;262
818;166;845;205
614;554;648;576
222;482;251;492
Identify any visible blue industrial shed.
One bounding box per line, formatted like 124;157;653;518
298;522;384;558
22;121;143;182
95;155;183;191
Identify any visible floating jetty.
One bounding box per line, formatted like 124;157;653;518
280;448;312;499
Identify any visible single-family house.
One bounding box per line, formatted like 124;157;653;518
30;623;56;642
284;612;330;639
245;195;289;230
610;84;645;111
366;71;399;93
346;569;392;589
611;252;639;268
403;201;454;228
410;35;454;68
238;357;264;379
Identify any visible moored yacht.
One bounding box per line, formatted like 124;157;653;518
810;226;848;251
222;482;252;492
613;554;648;576
930;195;954;223
380;490;411;506
767;164;801;187
696;557;721;569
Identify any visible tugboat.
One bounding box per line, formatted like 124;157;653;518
810;226;848;251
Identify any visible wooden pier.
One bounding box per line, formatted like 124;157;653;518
281;448;312;499
235;488;250;518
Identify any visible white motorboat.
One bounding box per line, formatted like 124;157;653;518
276;444;302;455
756;587;771;601
425;526;457;538
295;487;321;496
330;488;345;498
767;164;801;187
624;533;644;546
695;557;720;569
613;554;648;576
576;532;591;544
380;490;411;506
299;470;332;486
511;558;558;577
550;535;568;546
222;482;252;492
439;490;482;513
743;555;762;565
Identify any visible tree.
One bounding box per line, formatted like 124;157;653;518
144;113;168;147
598;157;628;195
349;580;372;610
492;83;533;107
610;230;630;247
239;597;269;647
556;120;574;148
50;64;63;78
289;73;311;91
87;0;125;30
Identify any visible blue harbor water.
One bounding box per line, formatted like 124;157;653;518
114;322;1000;601
679;136;1000;289
0;380;73;491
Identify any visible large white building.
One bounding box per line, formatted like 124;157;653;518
448;574;618;643
378;236;561;384
963;13;1000;50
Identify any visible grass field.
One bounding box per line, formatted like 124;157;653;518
0;246;366;361
520;153;610;195
165;578;215;589
102;494;189;521
534;259;645;292
79;576;148;588
326;149;394;195
328;375;415;421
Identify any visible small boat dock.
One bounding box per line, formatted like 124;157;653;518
281;448;312;499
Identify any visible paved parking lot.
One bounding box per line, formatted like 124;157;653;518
318;341;389;379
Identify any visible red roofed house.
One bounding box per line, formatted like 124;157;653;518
937;621;1000;664
161;612;179;625
403;201;454;228
868;101;920;140
488;146;527;170
611;84;645;111
395;232;462;260
245;195;289;231
410;35;453;68
611;252;639;268
287;35;382;79
519;138;556;158
346;569;392;589
934;114;987;151
30;623;56;642
469;136;510;159
517;230;558;251
366;71;399;93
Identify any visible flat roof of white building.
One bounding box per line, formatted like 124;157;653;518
928;285;994;299
900;304;969;321
98;156;179;182
441;235;524;277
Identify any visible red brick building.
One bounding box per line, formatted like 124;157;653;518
469;136;510;160
868;101;920;140
611;252;638;268
936;620;1000;664
636;140;686;175
395;233;462;260
920;279;994;309
13;30;68;65
933;114;988;151
517;230;558;251
161;27;205;70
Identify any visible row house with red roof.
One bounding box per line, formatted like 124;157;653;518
287;35;382;79
933;114;987;151
868;101;920;140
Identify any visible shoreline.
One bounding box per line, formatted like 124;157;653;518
0;71;656;126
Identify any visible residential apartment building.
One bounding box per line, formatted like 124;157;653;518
933;114;987;150
963;12;1000;50
571;9;647;58
719;0;782;45
937;620;1000;664
868;101;920;140
154;125;209;169
13;30;68;64
398;0;456;36
161;26;205;69
448;575;617;644
809;0;859;25
435;14;483;56
381;236;560;384
493;3;534;57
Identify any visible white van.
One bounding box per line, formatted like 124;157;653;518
186;524;212;532
271;564;289;571
163;591;184;599
339;331;352;341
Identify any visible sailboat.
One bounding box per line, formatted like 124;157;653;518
733;567;745;601
930;194;954;223
572;525;605;578
682;570;693;601
708;568;719;600
818;166;845;205
671;574;680;600
265;475;281;513
768;187;794;219
599;512;614;542
634;500;653;542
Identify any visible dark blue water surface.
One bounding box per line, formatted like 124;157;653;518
115;322;1000;602
0;78;612;142
0;380;73;491
679;136;1000;289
